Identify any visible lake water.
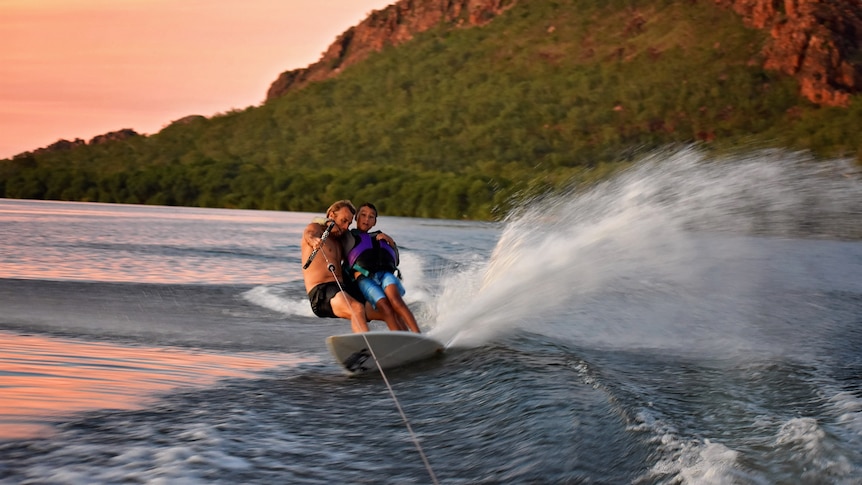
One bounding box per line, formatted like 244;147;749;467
1;148;860;484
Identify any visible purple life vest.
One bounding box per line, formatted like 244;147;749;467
347;231;398;275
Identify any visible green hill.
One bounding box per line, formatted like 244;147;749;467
2;0;860;220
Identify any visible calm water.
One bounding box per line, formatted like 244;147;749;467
1;148;861;484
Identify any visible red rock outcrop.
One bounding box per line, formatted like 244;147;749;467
266;0;859;107
716;0;861;106
266;0;514;101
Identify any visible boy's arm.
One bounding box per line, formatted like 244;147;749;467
372;230;397;249
372;230;399;263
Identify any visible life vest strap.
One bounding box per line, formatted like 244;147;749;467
352;263;401;280
353;264;372;278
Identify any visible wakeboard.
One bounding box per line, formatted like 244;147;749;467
326;331;444;375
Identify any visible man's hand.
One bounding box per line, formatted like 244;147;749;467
304;225;324;249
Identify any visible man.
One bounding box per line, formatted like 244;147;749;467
343;202;421;333
302;200;371;333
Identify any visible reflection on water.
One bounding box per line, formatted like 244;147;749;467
0;332;313;440
0;199;310;285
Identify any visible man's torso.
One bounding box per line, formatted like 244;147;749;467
302;223;345;293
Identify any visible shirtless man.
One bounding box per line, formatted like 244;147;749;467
302;200;371;333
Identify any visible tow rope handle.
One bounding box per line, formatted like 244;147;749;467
303;220;336;269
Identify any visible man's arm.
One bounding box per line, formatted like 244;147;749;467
304;219;341;270
303;223;324;249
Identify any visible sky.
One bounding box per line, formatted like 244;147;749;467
0;0;394;159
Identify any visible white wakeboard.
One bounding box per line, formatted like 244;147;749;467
326;331;444;375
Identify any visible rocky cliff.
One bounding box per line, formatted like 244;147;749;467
716;0;861;107
265;0;514;100
266;0;860;107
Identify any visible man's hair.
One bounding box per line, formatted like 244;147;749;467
326;200;356;218
356;202;378;221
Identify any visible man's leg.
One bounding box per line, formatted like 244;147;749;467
330;291;369;333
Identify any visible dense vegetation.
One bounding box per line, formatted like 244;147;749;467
2;0;860;219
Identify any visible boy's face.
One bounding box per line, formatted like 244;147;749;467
355;206;378;232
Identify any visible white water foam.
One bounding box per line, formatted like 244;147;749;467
396;251;434;306
635;406;861;484
428;147;861;349
830;391;862;437
242;286;315;317
774;417;857;482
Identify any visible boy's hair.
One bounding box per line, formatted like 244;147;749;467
356;202;378;221
326;200;356;218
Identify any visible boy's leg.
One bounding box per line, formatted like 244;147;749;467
383;281;420;333
358;276;406;331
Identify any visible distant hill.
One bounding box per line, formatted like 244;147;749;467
2;0;860;220
268;0;861;108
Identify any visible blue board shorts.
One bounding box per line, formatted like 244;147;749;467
357;271;405;310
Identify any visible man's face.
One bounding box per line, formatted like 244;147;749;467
355;206;377;232
329;207;354;235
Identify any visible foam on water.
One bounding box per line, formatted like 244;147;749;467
774;417;857;481
831;391;862;436
242;286;316;317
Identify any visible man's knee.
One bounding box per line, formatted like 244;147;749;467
332;293;364;319
350;299;365;314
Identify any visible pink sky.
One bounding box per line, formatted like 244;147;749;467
0;0;394;159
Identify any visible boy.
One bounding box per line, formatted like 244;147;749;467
342;203;421;333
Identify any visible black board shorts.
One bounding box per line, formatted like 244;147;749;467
308;281;365;318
